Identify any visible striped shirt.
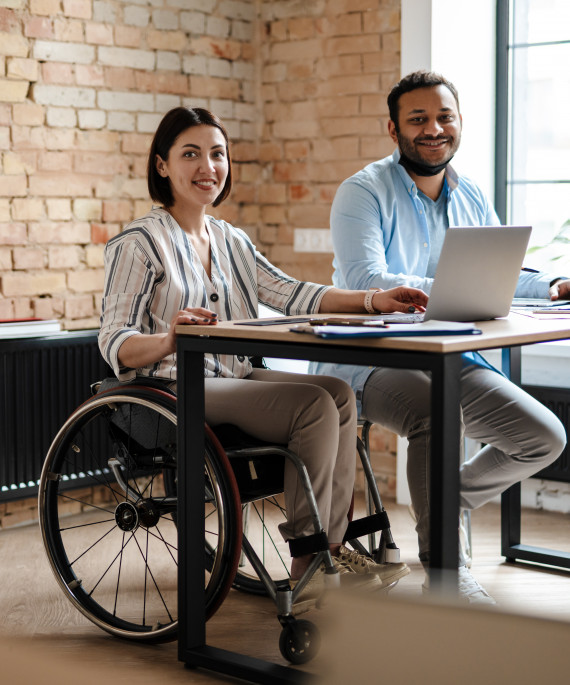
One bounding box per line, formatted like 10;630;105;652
99;207;330;382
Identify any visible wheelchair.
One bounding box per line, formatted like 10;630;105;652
38;376;404;664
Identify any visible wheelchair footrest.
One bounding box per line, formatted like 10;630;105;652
288;531;329;558
383;546;401;563
342;510;390;542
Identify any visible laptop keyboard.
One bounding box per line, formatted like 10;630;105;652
380;312;425;323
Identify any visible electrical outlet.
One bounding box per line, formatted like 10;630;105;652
293;228;333;253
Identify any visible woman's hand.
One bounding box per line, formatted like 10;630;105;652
372;286;428;313
164;307;218;354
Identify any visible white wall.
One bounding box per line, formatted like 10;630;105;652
400;0;497;200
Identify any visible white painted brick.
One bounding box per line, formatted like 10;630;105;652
137;112;162;133
92;0;117;24
219;0;256;21
156;51;180;71
235;102;257;122
206;16;230;38
210;98;234;119
208;57;231;79
232;21;254;42
155;94;181;112
33;40;95;64
98;90;154;112
152;9;178;30
182;54;207;75
98;46;155;70
181;96;208;110
180;11;205;33
46;106;77;128
34;84;96;108
123;5;149;27
232;60;255;80
78;109;106;129
108;111;135;131
240;121;257;140
173;0;216;12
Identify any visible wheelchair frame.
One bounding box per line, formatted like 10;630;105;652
38;377;403;664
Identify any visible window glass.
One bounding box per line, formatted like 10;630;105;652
507;0;570;266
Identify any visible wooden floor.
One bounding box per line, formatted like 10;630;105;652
1;499;569;684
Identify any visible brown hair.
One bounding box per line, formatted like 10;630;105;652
147;107;232;208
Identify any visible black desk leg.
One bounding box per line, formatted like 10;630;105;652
429;353;462;592
177;345;312;684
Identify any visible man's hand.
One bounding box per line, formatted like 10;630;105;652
548;279;570;300
372;286;428;313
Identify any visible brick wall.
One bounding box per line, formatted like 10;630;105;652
1;0;402;510
1;0;400;325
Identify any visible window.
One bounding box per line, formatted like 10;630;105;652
496;0;570;273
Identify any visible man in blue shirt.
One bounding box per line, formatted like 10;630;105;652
313;70;570;603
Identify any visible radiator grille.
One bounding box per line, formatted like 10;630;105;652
523;385;570;483
0;331;110;502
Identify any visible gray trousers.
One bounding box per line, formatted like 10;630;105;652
200;368;357;544
361;365;567;564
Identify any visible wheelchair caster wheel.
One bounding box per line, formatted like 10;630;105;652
279;619;320;665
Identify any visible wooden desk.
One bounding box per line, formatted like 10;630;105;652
175;313;570;683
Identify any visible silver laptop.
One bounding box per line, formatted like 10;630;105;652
381;225;532;323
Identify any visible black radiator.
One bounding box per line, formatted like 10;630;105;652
524;384;570;483
0;331;111;502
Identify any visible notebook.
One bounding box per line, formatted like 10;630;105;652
380;225;532;323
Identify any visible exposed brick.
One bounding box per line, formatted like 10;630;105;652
33;39;95;63
85;22;113;45
85;243;104;267
147;29;188;51
33;83;95;107
73;198;102;221
29;173;95;197
135;71;189;95
13;246;45;269
189;74;239;100
0;32;28;57
2;271;66;296
46;198;72;220
64;293;95;318
63;0;92;20
30;0;60;17
76;129;120;152
90;221;120;244
121;132;152;154
189;36;242;60
53;17;84;43
7;57;39;81
0;222;26;244
114;24;142;48
0;199;10;221
0;78;29;102
0;175;26;196
12;197;44;220
48;245;81;268
102;199;132;223
98;46;155;70
77;108;106;129
28;221;91;244
67;267;104;292
38;150;73;172
97;89;154;112
0;246;12;270
46;106;77;127
24;16;54;40
41;61;74;84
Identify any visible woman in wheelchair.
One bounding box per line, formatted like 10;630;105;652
98;106;427;603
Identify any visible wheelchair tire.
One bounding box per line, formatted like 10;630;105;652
38;387;241;643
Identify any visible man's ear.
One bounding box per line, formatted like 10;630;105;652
388;119;398;144
156;155;168;178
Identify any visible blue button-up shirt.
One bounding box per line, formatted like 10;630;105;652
310;149;559;411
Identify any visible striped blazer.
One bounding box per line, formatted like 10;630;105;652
99;207;330;381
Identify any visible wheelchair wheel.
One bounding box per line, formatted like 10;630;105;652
38;387;241;642
232;495;291;595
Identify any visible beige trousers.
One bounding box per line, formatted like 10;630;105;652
201;368;357;543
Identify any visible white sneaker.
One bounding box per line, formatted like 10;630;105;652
422;566;496;605
457;565;496;604
335;544;410;587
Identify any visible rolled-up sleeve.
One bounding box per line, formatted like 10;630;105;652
99;233;158;381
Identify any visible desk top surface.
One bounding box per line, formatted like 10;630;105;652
175;312;570;354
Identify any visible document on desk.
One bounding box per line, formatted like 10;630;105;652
291;320;482;339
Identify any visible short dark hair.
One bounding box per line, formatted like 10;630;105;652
147;106;232;208
387;71;460;131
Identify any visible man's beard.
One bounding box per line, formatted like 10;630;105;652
397;131;460;177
